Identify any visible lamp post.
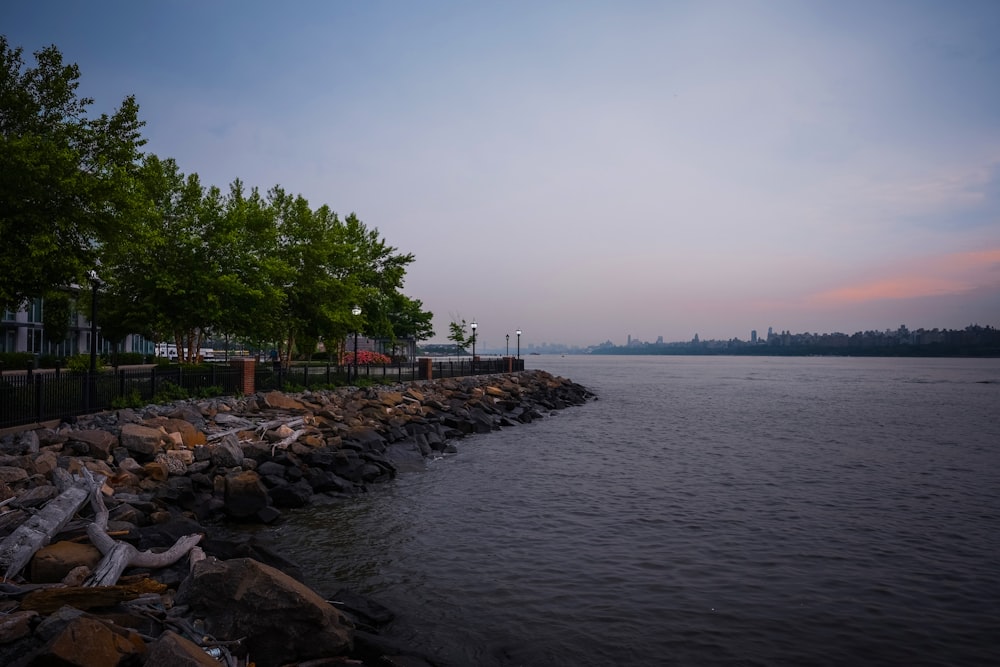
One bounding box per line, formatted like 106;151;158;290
351;305;361;383
87;269;102;410
516;329;521;359
506;333;510;357
470;320;477;374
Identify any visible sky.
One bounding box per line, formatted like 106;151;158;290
3;1;999;349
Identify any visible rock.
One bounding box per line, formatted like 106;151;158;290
383;441;426;473
177;557;353;667
0;466;29;484
66;429;117;459
119;423;164;459
223;470;269;520
155;451;189;476
160;418;207;447
29;608;146;667
262;391;308;411
210;433;244;468
29;541;102;583
0;610;37;644
268;479;314;508
143;630;220;666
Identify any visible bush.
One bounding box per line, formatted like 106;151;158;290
343;350;392;365
37;354;64;369
0;352;37;371
111;388;144;409
112;352;145;366
65;354;102;373
194;385;223;399
153;380;188;403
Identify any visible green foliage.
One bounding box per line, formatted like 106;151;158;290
41;290;73;345
448;319;469;354
65;354;102;373
110;388;144;409
194;385;223;399
2;38;431;364
0;37;145;310
153;380;188;403
0;352;36;371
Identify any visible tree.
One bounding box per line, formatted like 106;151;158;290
380;294;434;359
0;37;145;310
448;319;469;357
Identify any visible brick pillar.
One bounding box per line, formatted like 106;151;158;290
503;356;513;372
231;357;256;395
418;357;433;380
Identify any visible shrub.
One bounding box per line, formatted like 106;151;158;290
194;385;223;399
65;354;102;373
153;380;188;403
343;350;393;365
111;388;144;409
112;352;145;366
0;352;37;371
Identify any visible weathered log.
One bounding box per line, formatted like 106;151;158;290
271;428;307;455
206;416;305;442
19;578;167;613
83;470;202;586
0;473;104;581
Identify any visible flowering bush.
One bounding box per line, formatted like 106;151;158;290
343;350;393;365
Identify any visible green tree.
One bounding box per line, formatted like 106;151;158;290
40;289;73;348
0;37;145;310
448;319;469;357
100;155;228;363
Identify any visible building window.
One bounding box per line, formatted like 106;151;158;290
26;327;43;354
28;298;43;323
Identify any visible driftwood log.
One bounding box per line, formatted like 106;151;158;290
83;469;202;587
19;578;168;614
205;415;305;442
0;472;105;581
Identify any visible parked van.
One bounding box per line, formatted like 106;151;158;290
154;344;215;362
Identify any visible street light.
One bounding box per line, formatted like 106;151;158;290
351;305;362;383
506;333;510;357
516;329;521;360
87;268;102;410
470;321;477;374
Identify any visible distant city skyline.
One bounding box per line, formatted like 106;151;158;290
463;321;998;354
3;2;998;347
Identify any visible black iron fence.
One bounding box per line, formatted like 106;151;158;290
255;357;523;391
0;365;242;430
0;357;525;430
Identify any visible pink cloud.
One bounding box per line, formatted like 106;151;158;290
812;248;1000;306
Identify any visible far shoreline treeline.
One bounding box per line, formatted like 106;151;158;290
589;324;1000;358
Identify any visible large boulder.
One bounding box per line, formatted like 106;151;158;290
29;541;102;583
65;429;117;459
176;557;353;667
27;607;146;667
210;433;244;468
119;423;164;459
143;630;219;666
223;470;269;520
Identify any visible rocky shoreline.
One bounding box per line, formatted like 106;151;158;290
0;369;594;667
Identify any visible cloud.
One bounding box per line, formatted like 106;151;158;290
811;248;1000;305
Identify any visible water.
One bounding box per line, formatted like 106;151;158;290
264;356;1000;666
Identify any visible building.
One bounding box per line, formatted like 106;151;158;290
1;292;153;361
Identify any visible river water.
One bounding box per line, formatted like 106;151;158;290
263;355;1000;667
